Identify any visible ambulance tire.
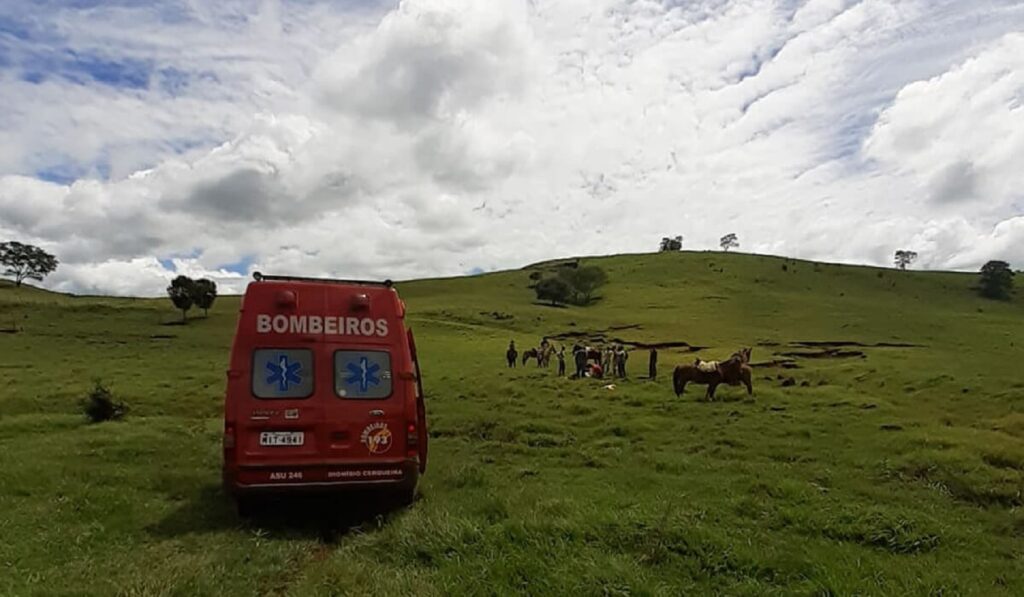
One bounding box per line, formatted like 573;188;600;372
397;487;417;507
393;486;417;508
236;496;259;518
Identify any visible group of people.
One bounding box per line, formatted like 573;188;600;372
506;338;659;380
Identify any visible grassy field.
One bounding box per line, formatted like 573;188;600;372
1;251;1022;596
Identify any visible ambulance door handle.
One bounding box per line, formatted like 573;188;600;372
369;410;384;417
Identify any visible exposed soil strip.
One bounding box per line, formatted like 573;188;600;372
792;341;923;348
621;340;705;351
780;349;866;359
749;359;800;369
547;329;705;351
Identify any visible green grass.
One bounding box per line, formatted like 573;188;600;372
1;251;1023;595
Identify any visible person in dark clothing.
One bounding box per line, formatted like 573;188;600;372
507;340;518;368
573;345;587;379
649;347;658;379
557;347;566;376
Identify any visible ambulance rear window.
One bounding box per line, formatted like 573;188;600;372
334;350;393;399
252;349;314;399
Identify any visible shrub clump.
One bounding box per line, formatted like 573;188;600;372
531;263;608;306
81;381;127;423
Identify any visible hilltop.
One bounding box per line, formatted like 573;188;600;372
1;251;1022;595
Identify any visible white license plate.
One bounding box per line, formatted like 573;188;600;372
260;431;304;446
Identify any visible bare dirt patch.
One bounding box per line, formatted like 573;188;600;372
547;327;706;351
781;348;866;359
749;359;799;369
792;341;923;348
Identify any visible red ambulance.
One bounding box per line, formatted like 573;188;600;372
222;273;427;511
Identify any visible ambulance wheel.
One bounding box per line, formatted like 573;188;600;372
236;496;258;518
395;486;417;508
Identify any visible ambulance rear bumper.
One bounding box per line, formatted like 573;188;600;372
225;458;419;495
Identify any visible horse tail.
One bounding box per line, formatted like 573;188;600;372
673;366;685;396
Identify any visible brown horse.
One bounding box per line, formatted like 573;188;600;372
522;348;541;366
673;348;753;400
538;344;556;368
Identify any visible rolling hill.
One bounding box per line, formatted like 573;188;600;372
1;251;1022;595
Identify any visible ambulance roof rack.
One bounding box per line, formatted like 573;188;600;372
253;272;393;288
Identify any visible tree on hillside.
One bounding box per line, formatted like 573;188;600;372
534;276;572;306
720;233;739;252
979;260;1014;300
659;236;683;252
0;241;58;287
192;278;218;317
167;275;196;322
558;265;609;305
894;250;918;271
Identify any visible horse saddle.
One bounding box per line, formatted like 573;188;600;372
696;360;720;373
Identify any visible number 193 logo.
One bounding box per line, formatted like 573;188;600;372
360;422;392;455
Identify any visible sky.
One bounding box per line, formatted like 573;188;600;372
0;0;1022;296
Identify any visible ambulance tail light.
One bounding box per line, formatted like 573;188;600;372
223;424;236;450
406;423;418;459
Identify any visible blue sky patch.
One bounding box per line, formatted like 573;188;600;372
219;255;256;275
35;152;111;184
65;50;152;88
158;248;202;271
156;66;190;95
15;46;153;90
36;164;83;185
0;15;35;42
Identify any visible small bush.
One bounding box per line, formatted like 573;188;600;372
81;381;127;423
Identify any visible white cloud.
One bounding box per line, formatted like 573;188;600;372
48;256;248;297
864;33;1024;208
0;0;1023;295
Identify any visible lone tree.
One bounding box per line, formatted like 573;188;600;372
720;233;739;252
0;241;58;287
534;276;572;306
558;264;608;305
978;260;1014;300
167;275;196;322
659;235;683;252
894;250;918;271
192;278;218;317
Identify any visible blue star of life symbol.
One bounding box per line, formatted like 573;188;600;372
266;355;303;392
345;356;381;393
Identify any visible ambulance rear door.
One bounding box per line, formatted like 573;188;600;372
318;288;407;467
237;283;327;467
